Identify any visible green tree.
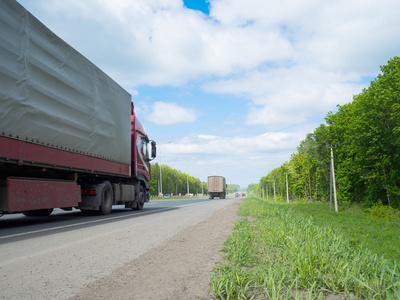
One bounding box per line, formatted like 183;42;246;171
227;184;240;194
150;163;207;196
257;57;400;209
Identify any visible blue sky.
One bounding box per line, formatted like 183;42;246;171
17;0;400;188
184;0;210;15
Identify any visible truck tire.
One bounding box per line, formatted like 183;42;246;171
22;208;54;217
97;181;113;215
133;185;145;211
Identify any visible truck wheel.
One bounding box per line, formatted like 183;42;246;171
97;181;113;215
133;185;145;211
22;208;53;217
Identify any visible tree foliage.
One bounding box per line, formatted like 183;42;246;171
253;56;400;208
227;184;240;193
150;163;207;196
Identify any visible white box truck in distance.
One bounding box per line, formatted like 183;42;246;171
207;176;226;199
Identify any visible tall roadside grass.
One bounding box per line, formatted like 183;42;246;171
289;201;400;263
210;196;400;299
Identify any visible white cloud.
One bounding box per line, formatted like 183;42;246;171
204;66;365;129
157;131;306;186
161;131;303;155
198;134;218;140
32;0;400;91
144;102;197;125
34;0;296;86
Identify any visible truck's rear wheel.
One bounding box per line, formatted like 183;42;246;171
97;181;113;215
22;208;53;217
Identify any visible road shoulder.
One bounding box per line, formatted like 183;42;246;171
68;198;243;300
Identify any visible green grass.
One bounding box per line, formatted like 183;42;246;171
210;196;400;299
288;201;400;263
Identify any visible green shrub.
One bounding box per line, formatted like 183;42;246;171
368;201;400;220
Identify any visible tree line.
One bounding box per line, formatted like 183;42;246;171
250;57;400;209
150;163;207;196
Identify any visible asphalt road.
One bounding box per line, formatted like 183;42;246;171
0;198;213;238
0;197;235;299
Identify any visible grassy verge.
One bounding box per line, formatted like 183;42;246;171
210;196;400;299
288;201;400;263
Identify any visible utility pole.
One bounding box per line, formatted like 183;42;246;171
160;164;162;196
159;141;172;196
286;173;289;203
330;146;338;212
274;180;276;202
329;166;332;210
187;174;189;195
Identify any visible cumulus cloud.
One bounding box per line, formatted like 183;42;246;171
144;102;197;125
35;0;296;86
204;66;365;129
162;131;303;155
158;131;305;186
33;0;400;91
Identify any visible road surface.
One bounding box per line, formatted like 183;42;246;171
0;198;237;299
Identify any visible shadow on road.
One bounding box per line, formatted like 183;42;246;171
0;205;178;244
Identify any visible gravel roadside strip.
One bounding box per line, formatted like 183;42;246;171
68;198;243;300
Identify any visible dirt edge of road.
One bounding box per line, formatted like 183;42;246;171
68;198;243;300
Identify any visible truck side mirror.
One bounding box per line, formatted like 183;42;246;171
151;141;157;159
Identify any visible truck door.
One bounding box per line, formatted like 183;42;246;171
135;134;150;180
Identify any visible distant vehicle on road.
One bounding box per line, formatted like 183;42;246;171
164;194;171;198
208;176;226;199
235;193;240;197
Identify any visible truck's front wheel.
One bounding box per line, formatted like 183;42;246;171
97;181;113;215
133;185;145;211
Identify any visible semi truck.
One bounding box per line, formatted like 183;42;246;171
207;176;226;199
0;0;156;217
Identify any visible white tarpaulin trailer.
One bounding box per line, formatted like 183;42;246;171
0;0;131;166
